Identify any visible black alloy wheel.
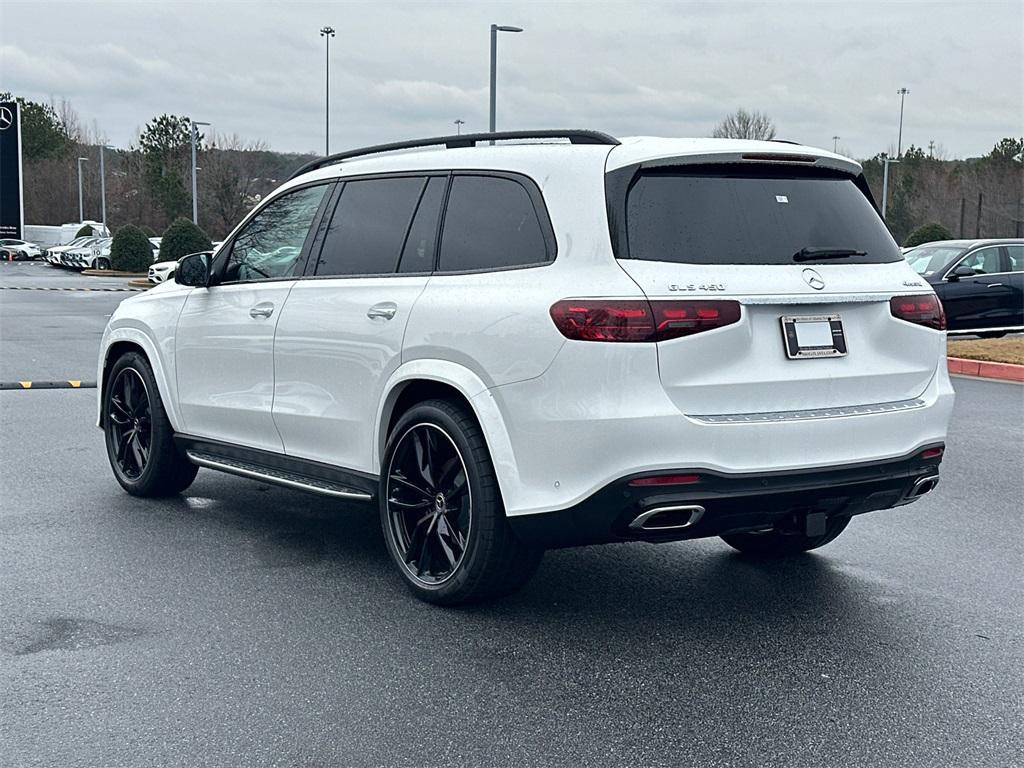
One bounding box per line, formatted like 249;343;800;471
385;423;471;585
107;368;153;480
103;351;198;497
379;399;543;605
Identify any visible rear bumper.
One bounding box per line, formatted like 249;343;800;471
509;444;944;549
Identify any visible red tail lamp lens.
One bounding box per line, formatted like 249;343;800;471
629;474;701;487
890;294;946;331
920;447;944;459
550;300;741;342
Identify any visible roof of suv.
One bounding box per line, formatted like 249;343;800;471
288;131;862;189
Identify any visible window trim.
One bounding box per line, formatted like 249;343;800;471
433;170;557;275
212;180;337;287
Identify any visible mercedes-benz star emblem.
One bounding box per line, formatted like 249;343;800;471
802;268;826;290
0;106;13;131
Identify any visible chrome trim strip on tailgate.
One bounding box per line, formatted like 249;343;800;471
688;398;926;424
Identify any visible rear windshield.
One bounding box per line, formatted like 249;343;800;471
623;167;901;265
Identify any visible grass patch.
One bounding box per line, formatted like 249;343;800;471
948;335;1024;366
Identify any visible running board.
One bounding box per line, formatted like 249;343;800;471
185;450;374;502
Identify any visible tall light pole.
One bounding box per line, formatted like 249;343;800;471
454;119;465;135
489;24;523;141
320;26;335;155
896;87;909;157
99;145;114;231
832;135;840;153
191;120;211;226
76;157;88;223
881;154;900;220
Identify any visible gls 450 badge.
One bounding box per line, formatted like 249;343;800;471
668;283;726;292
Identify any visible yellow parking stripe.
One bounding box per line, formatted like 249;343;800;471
19;381;31;389
68;380;81;388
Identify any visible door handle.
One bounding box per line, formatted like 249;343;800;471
249;302;275;319
367;302;398;320
986;283;1004;288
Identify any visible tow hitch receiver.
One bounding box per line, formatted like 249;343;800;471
805;511;827;537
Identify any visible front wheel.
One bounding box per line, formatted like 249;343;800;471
380;399;542;605
104;352;198;496
720;516;851;557
96;257;111;270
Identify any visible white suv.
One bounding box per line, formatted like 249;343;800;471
97;130;954;604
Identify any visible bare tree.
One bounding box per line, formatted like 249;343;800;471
711;109;777;140
199;133;269;237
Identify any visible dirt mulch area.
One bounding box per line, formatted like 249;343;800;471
948;336;1024;366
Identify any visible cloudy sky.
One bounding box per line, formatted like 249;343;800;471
1;1;1021;160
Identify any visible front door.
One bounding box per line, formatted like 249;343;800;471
175;183;332;451
938;245;1011;332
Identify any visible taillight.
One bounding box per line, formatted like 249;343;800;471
550;299;741;342
890;294;946;331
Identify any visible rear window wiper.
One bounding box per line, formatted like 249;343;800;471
793;248;867;262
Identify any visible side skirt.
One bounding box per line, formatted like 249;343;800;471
174;434;377;503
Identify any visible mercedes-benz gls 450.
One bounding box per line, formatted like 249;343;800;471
98;130;953;604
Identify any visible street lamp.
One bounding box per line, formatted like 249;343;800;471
190;120;211;225
489;23;523;141
320;25;335;155
881;153;900;220
832;135;840;153
76;157;88;223
454;119;465;135
99;145;115;231
896;87;909;157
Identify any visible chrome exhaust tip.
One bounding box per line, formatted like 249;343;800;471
629;504;705;532
909;474;940;498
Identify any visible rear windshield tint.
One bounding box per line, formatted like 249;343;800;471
623;167;901;265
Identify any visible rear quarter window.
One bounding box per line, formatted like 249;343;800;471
621;166;902;266
438;174;553;272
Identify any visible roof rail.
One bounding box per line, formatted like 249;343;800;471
287;129;620;180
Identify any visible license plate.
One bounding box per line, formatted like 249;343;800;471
781;315;847;359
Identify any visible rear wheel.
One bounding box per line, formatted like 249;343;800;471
96;257;111;270
380;399;542;605
104;352;198;497
720;515;851;557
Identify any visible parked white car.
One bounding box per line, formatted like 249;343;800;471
44;237;93;265
0;238;43;260
97;130;954;604
148;259;178;283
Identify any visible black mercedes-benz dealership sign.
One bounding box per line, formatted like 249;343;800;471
0;101;25;239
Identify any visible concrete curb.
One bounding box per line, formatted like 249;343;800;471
81;269;147;278
127;278;154;288
948;357;1024;382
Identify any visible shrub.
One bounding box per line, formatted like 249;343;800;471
75;224;93;238
109;225;153;272
904;223;953;248
160;217;212;262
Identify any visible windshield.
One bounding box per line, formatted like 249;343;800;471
905;244;965;275
623;167;901;265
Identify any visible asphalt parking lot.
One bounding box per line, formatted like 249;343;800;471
1;261;1022;767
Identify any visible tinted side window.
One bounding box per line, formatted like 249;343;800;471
398;177;446;273
1005;245;1024;272
224;184;328;282
438;175;549;272
315;177;425;276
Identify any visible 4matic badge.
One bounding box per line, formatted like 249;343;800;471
668;283;726;292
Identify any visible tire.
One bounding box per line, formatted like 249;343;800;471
103;351;198;497
720;515;851;557
96;257;111;270
976;332;1006;339
379;399;543;605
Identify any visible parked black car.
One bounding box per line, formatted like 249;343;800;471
905;239;1023;337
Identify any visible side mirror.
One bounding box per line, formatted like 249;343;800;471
176;251;212;287
947;265;975;281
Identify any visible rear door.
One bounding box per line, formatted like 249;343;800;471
1002;244;1024;327
272;175;444;473
175;183;331;451
609;164;942;415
